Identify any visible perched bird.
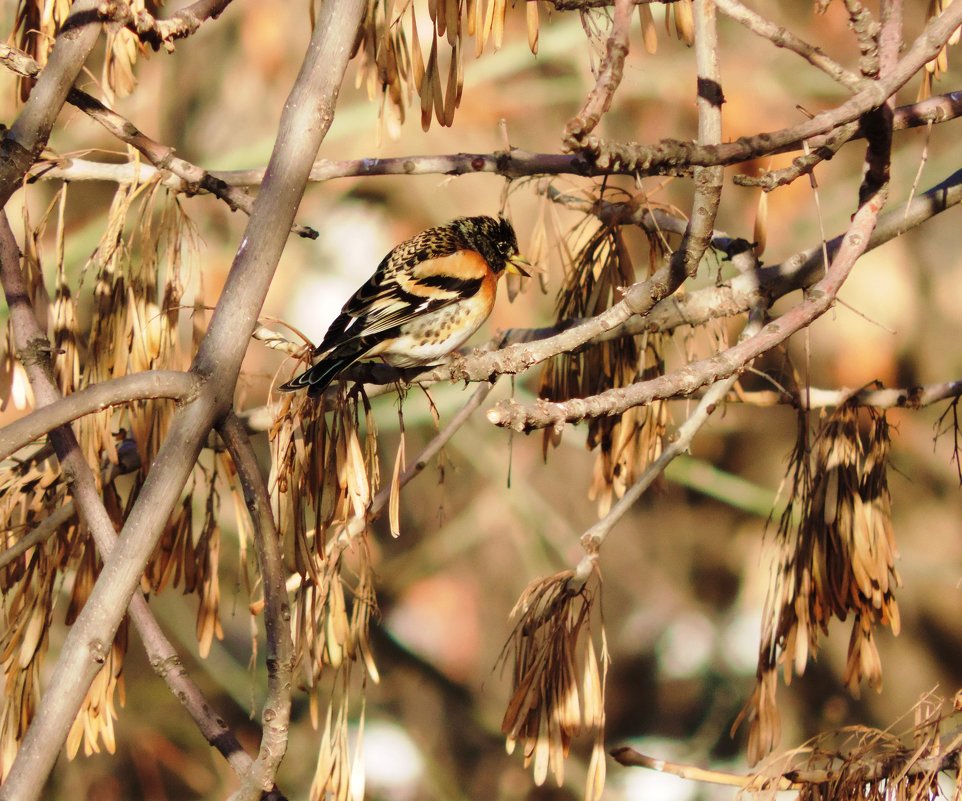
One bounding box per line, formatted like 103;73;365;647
280;215;530;397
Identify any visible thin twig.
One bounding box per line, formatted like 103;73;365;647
0;501;76;570
369;382;495;514
716;0;864;91
610;747;799;789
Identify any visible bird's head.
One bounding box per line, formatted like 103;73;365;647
455;215;531;277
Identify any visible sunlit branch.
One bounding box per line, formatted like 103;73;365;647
610;739;962;788
716;0;863;91
116;0;235;49
564;0;633;144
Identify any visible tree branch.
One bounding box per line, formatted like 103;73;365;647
573;2;962;173
218;414;293;801
0;371;201;461
23;90;962;190
116;0;234;50
564;0;633;145
0;0;367;796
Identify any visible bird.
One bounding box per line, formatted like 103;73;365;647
280;215;531;397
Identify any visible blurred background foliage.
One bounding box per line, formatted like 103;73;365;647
2;1;962;800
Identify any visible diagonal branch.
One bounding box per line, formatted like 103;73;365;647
218;413;293;801
564;0;633;145
0;43;317;239
717;0;864;91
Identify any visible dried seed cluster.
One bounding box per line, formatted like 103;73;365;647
739;403;900;765
540;222;669;517
501;570;608;801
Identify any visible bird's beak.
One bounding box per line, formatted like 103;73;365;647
506;253;532;277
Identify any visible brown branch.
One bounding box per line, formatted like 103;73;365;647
218;414;293;801
716;0;864;92
610;747;799;789
116;0;234;51
0;0;104;206
734;126;856;191
23;90;962;190
0;371;201;461
0;213;273;793
0;0;367;796
611;741;961;788
574;2;962;173
728;379;962;410
0;43;317;239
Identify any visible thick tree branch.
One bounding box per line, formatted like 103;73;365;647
0;0;367;797
0;213;271;792
0;371;201;461
218;414;293;801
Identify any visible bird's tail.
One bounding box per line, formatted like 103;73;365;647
279;353;359;397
